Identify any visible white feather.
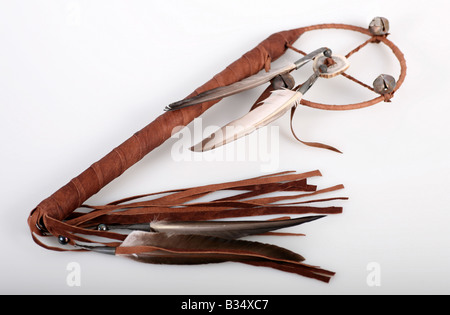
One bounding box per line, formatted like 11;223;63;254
191;89;302;151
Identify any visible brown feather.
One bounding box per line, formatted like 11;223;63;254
116;231;304;265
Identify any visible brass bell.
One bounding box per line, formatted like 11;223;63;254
373;74;396;94
369;17;390;35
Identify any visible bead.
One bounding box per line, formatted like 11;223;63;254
58;235;69;245
319;64;328;74
97;223;108;231
369;17;390;35
373;74;396;94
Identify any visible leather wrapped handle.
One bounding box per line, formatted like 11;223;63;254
28;27;308;236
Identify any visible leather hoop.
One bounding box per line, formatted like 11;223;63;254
288;24;407;111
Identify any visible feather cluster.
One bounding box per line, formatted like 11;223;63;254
41;170;346;283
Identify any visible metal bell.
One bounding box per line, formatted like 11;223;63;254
369;17;390;35
271;73;295;90
373;74;396;94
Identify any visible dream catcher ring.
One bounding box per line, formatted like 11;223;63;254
291;20;407;110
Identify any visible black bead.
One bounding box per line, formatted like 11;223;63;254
58;235;69;245
97;224;108;231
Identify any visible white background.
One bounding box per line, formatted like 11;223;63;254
1;0;449;294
